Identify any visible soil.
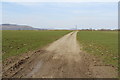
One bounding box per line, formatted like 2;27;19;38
2;31;118;78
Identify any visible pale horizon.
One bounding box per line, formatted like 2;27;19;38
1;2;118;29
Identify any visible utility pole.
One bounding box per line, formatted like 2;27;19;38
75;25;77;30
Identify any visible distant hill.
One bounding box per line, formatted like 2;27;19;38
0;24;39;30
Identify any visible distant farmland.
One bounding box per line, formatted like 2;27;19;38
77;31;118;67
2;30;71;60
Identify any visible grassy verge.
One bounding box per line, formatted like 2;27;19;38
77;31;118;67
2;30;70;60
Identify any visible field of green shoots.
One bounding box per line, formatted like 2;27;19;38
2;30;70;60
77;31;118;67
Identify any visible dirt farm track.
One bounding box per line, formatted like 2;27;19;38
2;31;117;78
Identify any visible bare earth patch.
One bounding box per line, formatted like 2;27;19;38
2;31;118;78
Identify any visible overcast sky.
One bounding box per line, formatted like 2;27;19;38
1;2;118;29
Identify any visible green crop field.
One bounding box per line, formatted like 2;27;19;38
2;30;70;60
77;31;118;67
